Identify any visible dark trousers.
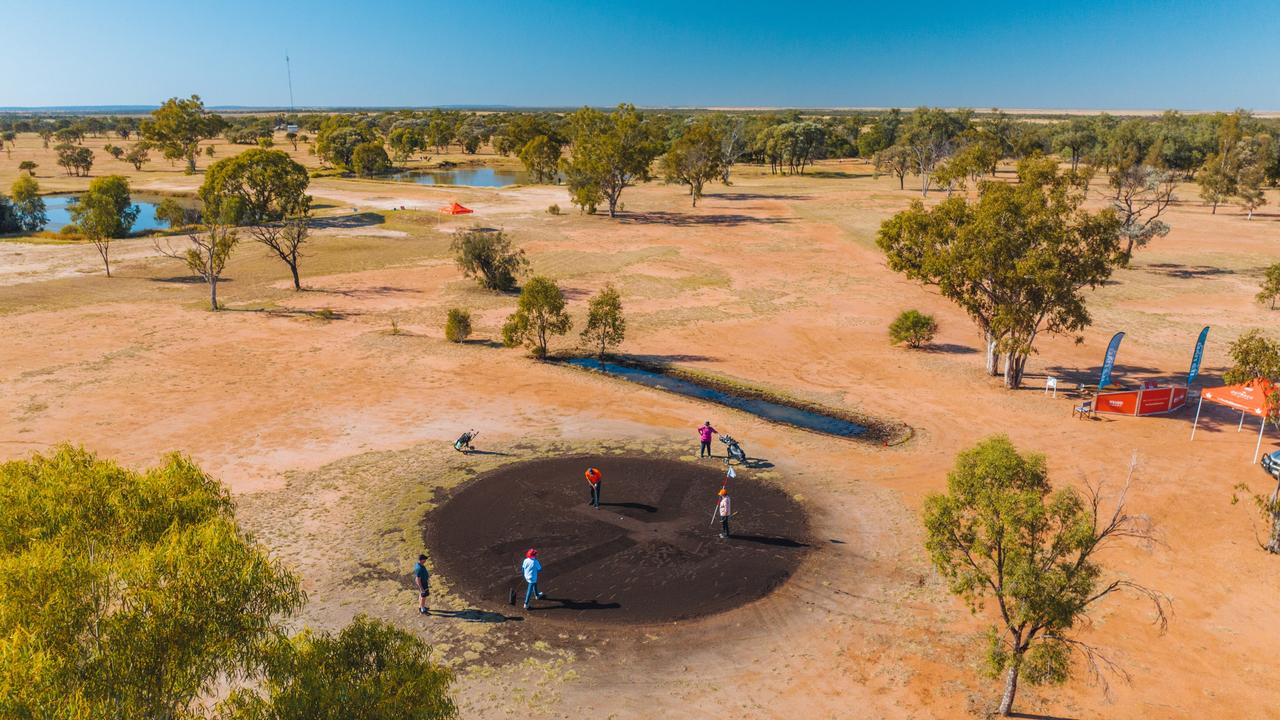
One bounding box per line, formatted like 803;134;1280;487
700;440;712;457
589;482;600;507
720;516;730;537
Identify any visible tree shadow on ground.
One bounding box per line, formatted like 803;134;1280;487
150;275;232;284
463;339;506;349
1142;262;1234;279
430;608;523;623
1008;712;1077;720
925;343;977;355
348;562;416;590
804;170;874;179
214;306;355;320
305;285;415;297
1038;363;1169;386
705;192;814;201
600;501;658;513
730;534;809;548
532;597;621;612
310;212;386;229
619;353;719;364
616;211;790;227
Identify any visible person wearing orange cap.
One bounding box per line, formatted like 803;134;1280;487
715;487;733;539
521;548;544;610
585;466;602;508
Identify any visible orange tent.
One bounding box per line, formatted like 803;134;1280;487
1190;379;1278;462
439;202;473;215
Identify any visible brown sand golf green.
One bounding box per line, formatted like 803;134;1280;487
425;455;810;624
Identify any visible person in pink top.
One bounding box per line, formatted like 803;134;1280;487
698;421;718;458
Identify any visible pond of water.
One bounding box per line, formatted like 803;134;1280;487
562;358;869;438
379;167;540;187
42;194;170;233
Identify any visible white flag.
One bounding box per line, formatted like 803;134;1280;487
726;466;736;479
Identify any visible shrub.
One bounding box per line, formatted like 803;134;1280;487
60;223;80;235
445;308;472;343
889;309;938;348
547;203;561;215
451;227;528;292
1258;262;1280;310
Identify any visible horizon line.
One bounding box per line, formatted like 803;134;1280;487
1;104;1277;117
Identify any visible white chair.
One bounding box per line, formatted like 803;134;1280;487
1044;377;1058;398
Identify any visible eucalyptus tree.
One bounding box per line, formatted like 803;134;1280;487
561;104;663;217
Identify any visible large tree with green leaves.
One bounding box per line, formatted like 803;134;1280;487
898;107;971;196
140;95;226;174
662;119;724;206
502;275;572;358
314;117;378;170
517;135;562;183
0;445;306;720
10;175;47;232
878;156;1124;388
71;175;140;277
924;436;1167;717
217;615;456;720
561;104;663;217
200;149;312;289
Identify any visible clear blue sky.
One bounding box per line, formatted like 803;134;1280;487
4;0;1278;110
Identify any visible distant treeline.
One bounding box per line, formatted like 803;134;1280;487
5;106;1277;210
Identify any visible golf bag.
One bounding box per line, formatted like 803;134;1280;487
720;434;747;463
453;429;478;452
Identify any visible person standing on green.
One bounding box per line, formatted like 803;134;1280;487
413;554;431;615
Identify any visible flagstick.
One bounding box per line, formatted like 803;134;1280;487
1190;395;1204;440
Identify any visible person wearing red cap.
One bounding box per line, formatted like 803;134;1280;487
521;548;545;610
715;487;732;539
585;466;602;508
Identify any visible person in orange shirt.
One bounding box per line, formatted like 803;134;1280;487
585;466;602;508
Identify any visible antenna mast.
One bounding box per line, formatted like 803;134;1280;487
285;52;295;113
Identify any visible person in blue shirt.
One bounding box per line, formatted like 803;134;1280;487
413;554;431;615
521;548;545;610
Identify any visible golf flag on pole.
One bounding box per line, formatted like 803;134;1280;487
1098;332;1125;390
1187;326;1210;386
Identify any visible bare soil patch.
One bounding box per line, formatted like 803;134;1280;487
427;454;809;624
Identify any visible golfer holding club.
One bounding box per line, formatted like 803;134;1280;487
714;487;733;539
585;466;602;508
522;548;545;610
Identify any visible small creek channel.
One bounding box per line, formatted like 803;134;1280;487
561;358;869;438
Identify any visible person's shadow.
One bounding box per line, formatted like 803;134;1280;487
599;501;657;513
430;608;523;623
730;534;809;548
531;596;621;612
